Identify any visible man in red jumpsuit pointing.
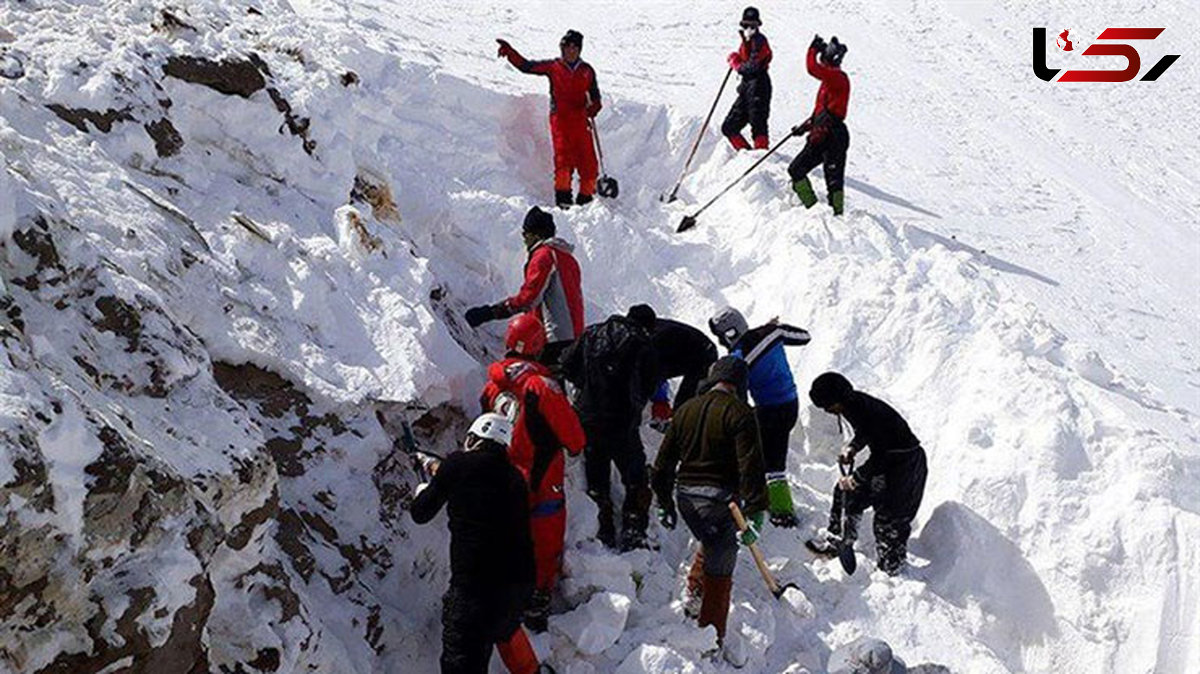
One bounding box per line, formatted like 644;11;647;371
482;314;587;633
497;30;602;209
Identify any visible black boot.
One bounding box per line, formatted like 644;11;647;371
575;192;594;206
589;489;617;549
555;190;573;209
619;483;652;552
523;589;550;633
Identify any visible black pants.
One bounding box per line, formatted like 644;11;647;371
721;77;772;141
830;448;927;574
583;418;647;496
755;398;798;476
788;118;850;193
441;582;529;673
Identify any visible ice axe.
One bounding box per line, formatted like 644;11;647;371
591;120;619;199
729;502;801;600
676;133;794;233
662;67;733;204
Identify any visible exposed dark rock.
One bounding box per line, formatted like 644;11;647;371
275;509;315;581
163;55;266;98
264;436;305;477
12;219;61;271
246;648;281;672
144;118;184;157
227;489;280;551
94;295;143;350
340;71;359;87
212;362;311;419
45;104;134;133
266;88;315;155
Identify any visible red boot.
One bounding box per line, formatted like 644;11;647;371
727;134;750;151
753;135;769;150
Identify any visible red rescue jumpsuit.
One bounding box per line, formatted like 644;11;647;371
505;51;602;197
481;358;587;593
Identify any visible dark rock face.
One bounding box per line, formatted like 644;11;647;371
144;118;184;157
163;55;267;98
45;105;134;133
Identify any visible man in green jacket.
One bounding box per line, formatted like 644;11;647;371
651;356;768;654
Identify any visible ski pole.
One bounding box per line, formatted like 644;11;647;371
676;133;794;233
662;68;733;203
729;502;800;599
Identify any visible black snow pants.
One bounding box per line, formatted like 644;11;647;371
755;398;799;477
830;446;927;575
440;582;531;673
583;417;651;528
788;116;850;193
721;74;772;141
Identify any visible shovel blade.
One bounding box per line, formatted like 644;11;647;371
677;215;697;233
839;545;857;575
598;176;619;198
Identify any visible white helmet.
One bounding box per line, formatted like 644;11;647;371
466;412;513;448
493;391;521;422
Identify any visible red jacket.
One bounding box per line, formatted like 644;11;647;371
806;46;850;122
504;238;584;343
734;33;772;78
506;52;601;121
481;358;586;498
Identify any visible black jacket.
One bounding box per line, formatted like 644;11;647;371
651;318;718;379
842;391;922;481
411;445;535;590
561;315;659;424
652;388;769;514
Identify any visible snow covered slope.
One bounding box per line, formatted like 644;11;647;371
1;1;1197;673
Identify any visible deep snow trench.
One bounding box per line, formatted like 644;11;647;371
1;1;1197;673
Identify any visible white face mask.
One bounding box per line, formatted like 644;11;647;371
740;25;757;39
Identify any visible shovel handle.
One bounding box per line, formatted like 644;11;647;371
728;502;782;596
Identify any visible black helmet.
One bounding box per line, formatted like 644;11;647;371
626;304;657;331
822;36;847;67
809;371;854;409
560;30;583;49
522;206;556;239
740;7;762;27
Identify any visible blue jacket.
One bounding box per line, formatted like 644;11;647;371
730;323;811;407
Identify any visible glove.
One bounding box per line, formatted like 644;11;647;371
727;51;743;69
496;39;514;58
586;100;602;118
838;473;860;492
739;510;764;547
791;120;812;137
651;400;672;423
658;505;677;530
414;451;440;478
465;304;497;327
811;34;826;51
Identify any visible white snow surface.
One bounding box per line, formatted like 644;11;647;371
0;1;1197;673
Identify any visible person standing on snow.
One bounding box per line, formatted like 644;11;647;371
497;30;602;208
560;306;660;551
788;35;851;215
480;314;587;633
626;304;719;432
464;206;584;367
410;413;554;674
651;356;768;661
709;307;811;528
720;7;773;151
807;372;928;576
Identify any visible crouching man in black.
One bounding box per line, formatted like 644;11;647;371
807;372;928;576
411;413;553;674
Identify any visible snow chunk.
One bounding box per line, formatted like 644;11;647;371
552;591;631;656
614;644;701;674
0;167;17;241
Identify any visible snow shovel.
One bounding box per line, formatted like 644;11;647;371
729;502;800;600
662;67;733;203
676;133;794;233
591;121;619;199
836;461;858;575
